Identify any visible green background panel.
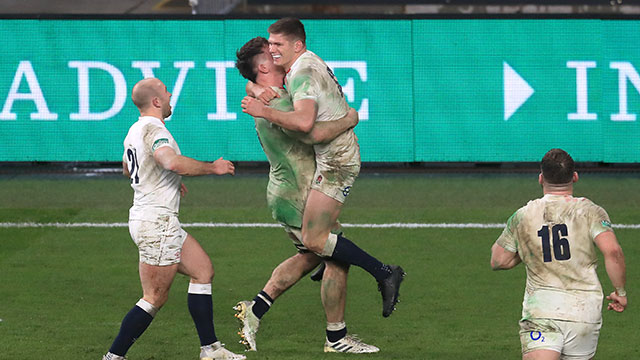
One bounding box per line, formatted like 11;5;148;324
413;20;605;162
603;21;640;163
0;19;638;162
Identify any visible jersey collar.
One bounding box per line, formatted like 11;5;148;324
138;116;165;127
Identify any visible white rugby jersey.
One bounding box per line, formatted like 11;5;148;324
123;116;182;221
285;50;359;172
497;194;613;323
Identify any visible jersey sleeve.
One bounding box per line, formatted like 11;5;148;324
149;126;174;153
496;209;522;253
288;67;320;103
589;204;614;240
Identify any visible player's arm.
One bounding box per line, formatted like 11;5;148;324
153;146;235;177
594;230;627;312
242;97;317;133
246;81;279;105
122;153;130;178
287;108;359;145
490;242;521;270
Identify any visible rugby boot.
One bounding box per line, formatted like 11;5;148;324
233;300;259;351
378;265;406;317
324;334;380;353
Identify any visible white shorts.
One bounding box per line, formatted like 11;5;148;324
283;225;308;253
519;319;601;359
129;216;187;266
310;162;360;204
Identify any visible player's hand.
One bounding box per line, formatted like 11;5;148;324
255;86;279;105
241;96;266;117
248;83;279;105
211;157;235;176
606;291;627;312
180;182;188;197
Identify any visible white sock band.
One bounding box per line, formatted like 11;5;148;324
256;293;273;307
320;233;338;257
136;299;159;317
188;282;212;295
327;321;346;331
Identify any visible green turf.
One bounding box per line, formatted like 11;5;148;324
0;172;638;359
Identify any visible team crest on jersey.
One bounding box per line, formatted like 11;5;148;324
342;186;351;197
315;175;323;185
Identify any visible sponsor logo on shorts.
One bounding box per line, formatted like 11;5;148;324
315;175;323;185
530;331;545;342
342;186;351;197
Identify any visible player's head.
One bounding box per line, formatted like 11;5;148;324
268;17;306;70
236;37;274;83
131;78;172;119
540;148;577;185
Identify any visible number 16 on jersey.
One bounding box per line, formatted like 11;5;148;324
537;224;571;262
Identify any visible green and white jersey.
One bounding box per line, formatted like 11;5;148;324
497;194;613;324
254;87;316;228
123;116;182;222
285;50;360;172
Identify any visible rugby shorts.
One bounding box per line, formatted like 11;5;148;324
519;318;601;359
310;162;360;204
129;215;187;266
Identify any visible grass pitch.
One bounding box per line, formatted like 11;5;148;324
0;171;638;359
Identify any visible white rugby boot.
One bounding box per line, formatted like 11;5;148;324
324;334;380;353
102;353;126;360
200;341;246;360
233;300;260;351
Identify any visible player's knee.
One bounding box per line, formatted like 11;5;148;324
303;231;338;258
306;242;325;255
296;252;322;270
301;234;324;254
144;289;170;309
192;265;214;284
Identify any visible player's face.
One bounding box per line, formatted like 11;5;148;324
268;33;296;71
260;45;285;78
160;85;172;118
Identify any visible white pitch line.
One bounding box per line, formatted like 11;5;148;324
1;222;640;229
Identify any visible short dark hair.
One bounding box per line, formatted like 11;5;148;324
268;17;306;44
235;37;268;83
541;148;575;184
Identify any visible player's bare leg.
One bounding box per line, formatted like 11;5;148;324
235;251;321;351
264;252;321;298
178;233;214;284
523;349;561;360
322;260;379;353
179;234;245;360
300;189;342;255
140;262;178;309
310;224;344;282
104;262;177;359
321;261;347;323
302;189;405;317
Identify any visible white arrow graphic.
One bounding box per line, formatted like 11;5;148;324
503;62;534;121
